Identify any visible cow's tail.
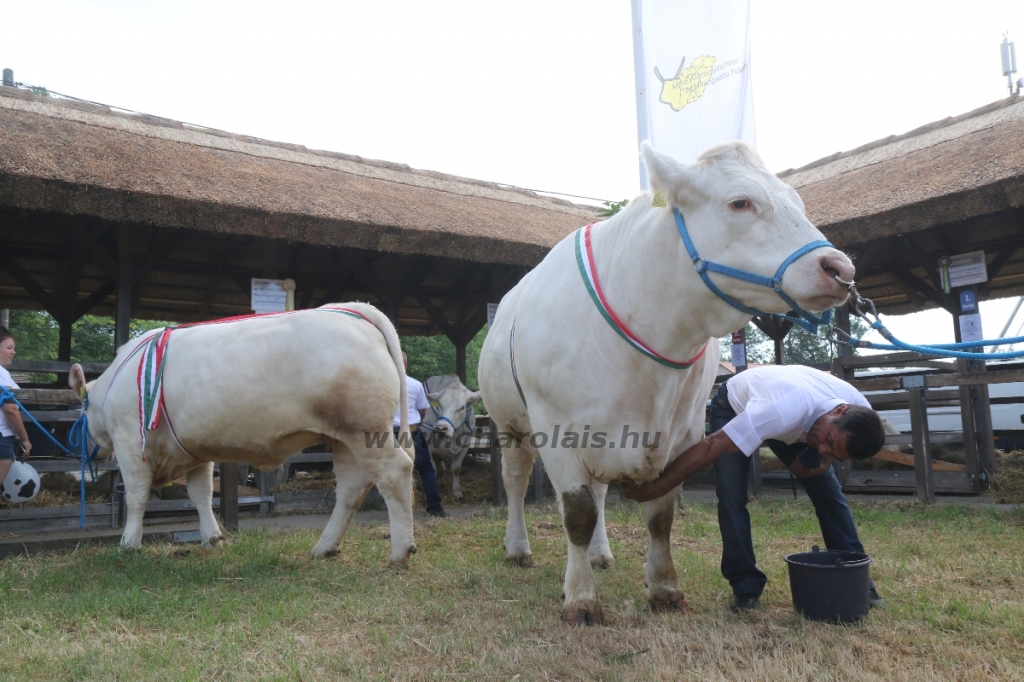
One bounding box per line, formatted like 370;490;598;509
335;303;413;460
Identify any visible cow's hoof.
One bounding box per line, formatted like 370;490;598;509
205;534;224;547
649;589;690;613
505;552;534;568
310;545;340;559
388;544;416;569
453;494;464;502
589;553;615;570
561;600;605;626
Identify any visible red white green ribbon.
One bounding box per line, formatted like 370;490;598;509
509;319;527;408
575;222;707;370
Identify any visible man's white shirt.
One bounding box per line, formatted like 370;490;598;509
721;365;871;456
394;375;429;428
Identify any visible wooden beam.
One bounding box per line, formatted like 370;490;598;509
0;253;60;315
889;265;956;314
416;295;459;342
70;223;119;281
74;280;117;321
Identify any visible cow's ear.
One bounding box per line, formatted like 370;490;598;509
426;392;440;402
641;141;703;208
69;364;87;399
467;391;482;405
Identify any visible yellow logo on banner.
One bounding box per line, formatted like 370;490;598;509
656;55;717;112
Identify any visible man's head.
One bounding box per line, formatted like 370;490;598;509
806;404;885;461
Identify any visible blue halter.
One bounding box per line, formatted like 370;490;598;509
673;207;834;334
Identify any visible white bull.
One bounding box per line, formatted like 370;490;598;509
478;141;855;624
69;303;418;567
421;374;481;501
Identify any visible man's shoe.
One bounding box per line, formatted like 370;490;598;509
729;594;759;613
868;588;887;609
426;508;448;518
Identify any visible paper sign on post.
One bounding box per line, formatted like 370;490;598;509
251;278;288;313
946;251;988;288
959;313;984;344
730;330;746;368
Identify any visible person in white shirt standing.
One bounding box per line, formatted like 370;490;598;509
394;352;447;518
0;327;33;484
626;365;886;612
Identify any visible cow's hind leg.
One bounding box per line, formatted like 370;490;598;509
311;442;373;559
642;487;688;611
587;482;614;569
546;464;604;626
336;433;417;568
502;437;536;567
186;462;225;546
117;449;154;550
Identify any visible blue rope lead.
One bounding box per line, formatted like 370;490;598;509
851;320;1024;360
0;387;99;527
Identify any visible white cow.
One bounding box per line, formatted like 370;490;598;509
421;374;481;501
69;303;418;567
478;141;855;624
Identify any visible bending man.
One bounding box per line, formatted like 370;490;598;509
625;364;886;612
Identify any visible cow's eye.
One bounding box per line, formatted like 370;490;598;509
729;199;750;210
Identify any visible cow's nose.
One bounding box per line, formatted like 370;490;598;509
819;252;855;283
435;423;451;435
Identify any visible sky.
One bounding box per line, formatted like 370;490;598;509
1;0;1023;347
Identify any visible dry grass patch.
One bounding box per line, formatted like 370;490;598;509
1;499;1022;680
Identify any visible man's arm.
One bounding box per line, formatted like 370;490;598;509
623;430;739;502
2;404;32;458
788;453;834;478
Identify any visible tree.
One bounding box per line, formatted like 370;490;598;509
7;310;172;363
403;327;486;390
598;199;629;217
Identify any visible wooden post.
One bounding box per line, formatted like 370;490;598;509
907;383;935;503
489;421;506;506
833;307;854;487
734;328;762;498
220;462;239;531
455;340;467;385
115;225;132;349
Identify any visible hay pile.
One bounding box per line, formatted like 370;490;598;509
990;449;1024;504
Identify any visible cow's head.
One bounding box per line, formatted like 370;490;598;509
69;364;115;462
426;377;481;439
641;141;854;334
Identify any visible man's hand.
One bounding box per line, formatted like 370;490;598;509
623;477;663;503
788;454;833;478
622;430;740;503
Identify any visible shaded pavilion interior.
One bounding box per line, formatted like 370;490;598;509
0;86;599;381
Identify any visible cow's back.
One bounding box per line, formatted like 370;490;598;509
103;310;400;463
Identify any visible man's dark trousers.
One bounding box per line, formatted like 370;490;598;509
412;428;444;514
709;381;870;597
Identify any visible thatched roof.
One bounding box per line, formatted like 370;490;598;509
0;86;598;268
780;96;1024;248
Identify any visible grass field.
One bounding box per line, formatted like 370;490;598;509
1;498;1022;681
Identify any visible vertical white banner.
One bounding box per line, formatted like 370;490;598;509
632;0;755;187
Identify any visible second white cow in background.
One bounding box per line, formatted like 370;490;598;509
421;374;481;501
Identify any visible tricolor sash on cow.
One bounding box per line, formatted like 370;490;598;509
575;222;707;370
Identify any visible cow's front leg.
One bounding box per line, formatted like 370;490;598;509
450;449;467;502
553;478;604;625
118;454;154;550
311;443;372;559
642;486;688;611
501;441;535;566
587;482;614;569
186;462;224;546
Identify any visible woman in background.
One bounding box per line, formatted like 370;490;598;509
0;326;32;483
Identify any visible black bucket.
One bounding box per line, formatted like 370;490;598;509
785;546;871;623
